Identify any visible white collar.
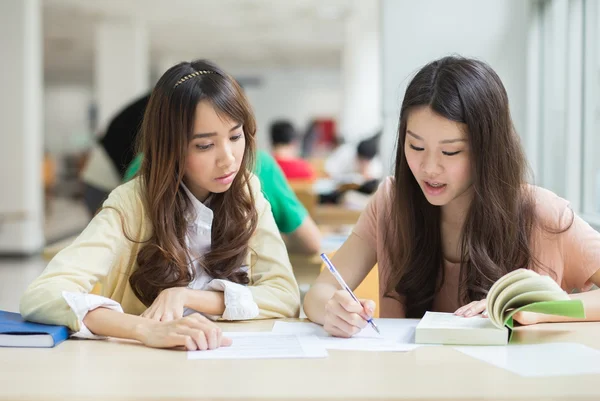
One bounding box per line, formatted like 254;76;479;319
181;182;213;229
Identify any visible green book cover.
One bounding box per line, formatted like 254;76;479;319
504;299;585;332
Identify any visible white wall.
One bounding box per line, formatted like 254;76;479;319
340;0;381;143
380;0;530;174
227;67;342;151
0;0;44;253
95;20;150;132
44;84;94;156
44;68;342;156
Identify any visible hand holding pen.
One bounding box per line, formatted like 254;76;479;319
320;253;380;337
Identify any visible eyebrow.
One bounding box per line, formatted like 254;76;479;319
407;130;466;144
192;123;242;139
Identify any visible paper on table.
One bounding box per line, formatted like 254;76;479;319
454;342;600;377
187;332;327;360
272;320;421;351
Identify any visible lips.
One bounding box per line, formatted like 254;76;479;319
216;172;235;180
426;181;445;188
423;180;447;196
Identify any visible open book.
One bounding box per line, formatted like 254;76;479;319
415;269;585;345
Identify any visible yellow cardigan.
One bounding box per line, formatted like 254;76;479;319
20;174;301;331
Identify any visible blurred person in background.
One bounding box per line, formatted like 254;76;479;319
270;119;316;181
43;150;57;214
80;94;149;216
318;132;383;205
324;131;383;185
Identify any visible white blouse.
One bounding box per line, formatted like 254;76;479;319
62;183;259;339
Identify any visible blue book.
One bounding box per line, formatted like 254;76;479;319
0;310;69;348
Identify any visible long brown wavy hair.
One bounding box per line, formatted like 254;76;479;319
128;59;258;306
385;56;571;318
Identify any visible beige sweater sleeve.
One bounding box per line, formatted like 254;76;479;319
247;175;301;318
19;181;141;331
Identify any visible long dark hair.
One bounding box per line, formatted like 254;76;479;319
385;56;568;318
128;59;258;306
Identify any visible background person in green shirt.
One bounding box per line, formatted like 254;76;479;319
125;150;321;254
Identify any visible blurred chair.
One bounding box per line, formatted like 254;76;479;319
313;205;361;226
43;152;57;213
289;180;318;217
308;157;328;178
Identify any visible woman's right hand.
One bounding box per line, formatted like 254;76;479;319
323;290;376;338
136;313;232;351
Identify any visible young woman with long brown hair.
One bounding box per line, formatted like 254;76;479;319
304;56;600;337
21;60;301;350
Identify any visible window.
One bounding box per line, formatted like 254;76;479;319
583;0;600;224
529;0;600;229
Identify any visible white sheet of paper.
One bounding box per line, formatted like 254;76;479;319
454;342;600;377
187;333;327;360
272;320;421;352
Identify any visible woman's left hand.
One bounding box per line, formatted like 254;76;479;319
455;300;541;325
454;299;487;317
141;287;189;322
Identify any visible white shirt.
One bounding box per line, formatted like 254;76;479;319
324;143;384;184
80;144;122;192
62;183;259;339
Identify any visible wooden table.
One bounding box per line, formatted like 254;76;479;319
313;205;362;225
1;319;599;401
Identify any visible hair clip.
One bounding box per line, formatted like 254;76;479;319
174;70;213;88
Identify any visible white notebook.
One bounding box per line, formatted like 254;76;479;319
415;269;585;346
415;312;509;345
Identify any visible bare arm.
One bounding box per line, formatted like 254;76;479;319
536;212;600;323
282;216;322;255
513;207;600;325
185;290;226;316
303;233;377;325
140;288;227;322
83;307;232;350
83;307;153;342
535;270;600;323
458;272;600;324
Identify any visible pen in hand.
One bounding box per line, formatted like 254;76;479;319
320;253;380;335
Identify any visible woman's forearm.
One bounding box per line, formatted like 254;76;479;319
538;289;600;323
184;289;226;316
303;282;338;325
83;307;156;342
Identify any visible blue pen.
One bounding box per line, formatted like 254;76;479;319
320;253;380;334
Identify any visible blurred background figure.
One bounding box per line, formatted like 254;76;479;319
270;120;316;181
324;131;383;185
42;150;57;214
301;118;339;158
81;94;149;216
316;131;383;207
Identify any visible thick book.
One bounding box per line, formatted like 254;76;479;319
415;269;586;345
0;310;69;348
